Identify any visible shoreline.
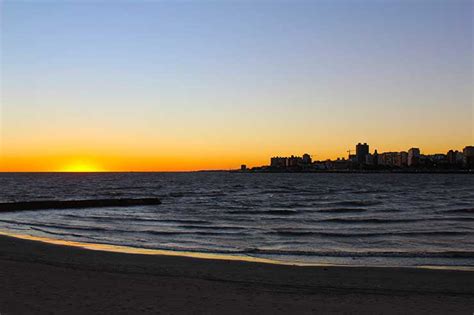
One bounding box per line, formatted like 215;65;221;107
1;230;473;271
1;232;473;314
230;169;474;174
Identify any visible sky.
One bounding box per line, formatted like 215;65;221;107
0;0;472;171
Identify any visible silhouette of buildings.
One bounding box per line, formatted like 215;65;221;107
356;143;369;165
270;154;312;170
379;152;398;167
243;143;473;172
302;153;312;165
395;152;408;167
408;148;420;167
287;155;302;167
270;157;288;168
373;150;379;166
463;146;474;168
447;150;458;165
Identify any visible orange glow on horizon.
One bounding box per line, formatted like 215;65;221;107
0;141;471;172
0;154;255;172
58;160;105;172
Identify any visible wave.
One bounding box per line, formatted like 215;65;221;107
228;209;299;215
178;224;247;231
0;198;162;212
318;217;474;224
0;219;27;225
165;191;228;198
26;222;127;234
316;208;367;213
352;189;389;194
319;218;420;224
145;230;241;237
106;185;160;191
440;208;474;214
30;227;94;239
21;227;474;259
166;192;187;198
268;230;472;238
15;221;244;237
62;214;212;225
8;215;471;233
331;200;383;207
244;248;474;259
259;189;295;194
271;202;309;208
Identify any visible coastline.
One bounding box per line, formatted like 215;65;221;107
1;230;473;271
1;233;473;314
229;169;474;174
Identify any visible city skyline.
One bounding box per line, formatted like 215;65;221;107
247;143;474;171
1;1;472;172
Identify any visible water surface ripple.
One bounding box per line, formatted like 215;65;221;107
0;172;473;267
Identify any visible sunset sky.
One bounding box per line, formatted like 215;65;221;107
1;0;472;171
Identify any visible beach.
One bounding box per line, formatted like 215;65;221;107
0;234;473;314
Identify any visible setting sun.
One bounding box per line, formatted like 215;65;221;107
59;161;104;172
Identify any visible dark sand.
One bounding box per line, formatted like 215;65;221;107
0;235;473;314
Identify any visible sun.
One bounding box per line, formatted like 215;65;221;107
59;160;104;172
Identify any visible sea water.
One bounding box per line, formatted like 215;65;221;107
0;172;473;267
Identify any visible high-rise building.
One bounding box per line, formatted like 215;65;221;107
302;153;312;165
379;152;398;166
287;155;302;167
373;149;379;166
395;151;408;167
463;146;474;168
270;157;287;168
408;148;420;166
356;143;369;164
447;150;458;165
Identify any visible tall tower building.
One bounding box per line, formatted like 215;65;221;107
463;146;474;168
408;148;421;166
302;153;312;165
373;149;379;166
356;143;369;164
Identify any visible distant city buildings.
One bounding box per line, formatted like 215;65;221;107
302;153;312;165
408;148;420;167
378;152;398;167
270;154;312;169
373;150;379;166
270;157;288;168
241;143;474;172
446;150;464;166
356;143;369;164
463;146;474;168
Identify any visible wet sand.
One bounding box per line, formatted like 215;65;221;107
0;234;473;314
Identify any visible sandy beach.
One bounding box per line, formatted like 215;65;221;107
0;234;472;314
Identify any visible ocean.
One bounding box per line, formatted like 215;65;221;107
0;172;473;267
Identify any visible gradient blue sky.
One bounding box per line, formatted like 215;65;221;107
1;0;472;170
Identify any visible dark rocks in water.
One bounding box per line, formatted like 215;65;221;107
0;198;162;212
